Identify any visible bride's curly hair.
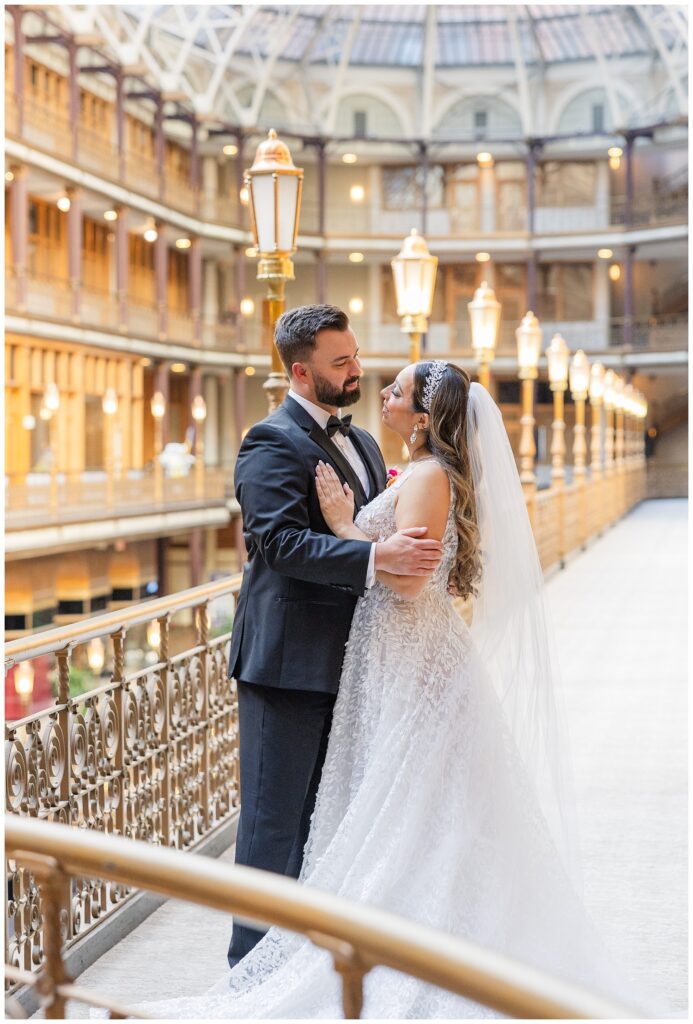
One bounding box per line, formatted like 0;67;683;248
412;362;482;599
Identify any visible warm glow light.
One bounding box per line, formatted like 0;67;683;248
22;414;36;430
608;146;623;170
104;209;118;221
476;152;494;167
597;248;613;259
391;229;438;324
603;368;616;408
44;382;60;412
240;298;255;317
348;297;364;315
171;363;187;373
350;184;365;203
243;129;303;257
515;311;542;375
589;362;605;401
547;333;570;387
348;252;364;263
14;662;34;698
140;357;152;367
175;237;192;249
144;227;158;243
147;620;161;650
223;143;238;156
342;153;358;164
39;405;52;422
569;349;590;399
57;196;71;212
613;375;625;411
244;366;256;376
191;395;207;422
102;387;118;416
245;247;258;258
87;637;105;674
475;252;491;263
5;170;14;182
468;281;501;358
609;263;621;281
150;391;166;419
239;186;250;205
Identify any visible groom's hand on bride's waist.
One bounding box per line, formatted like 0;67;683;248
374;527;443;576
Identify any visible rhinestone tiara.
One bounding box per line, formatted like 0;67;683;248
421;360;448;411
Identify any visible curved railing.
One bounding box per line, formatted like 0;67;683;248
5;814;635;1020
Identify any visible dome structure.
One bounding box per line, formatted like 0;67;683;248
50;4;688;139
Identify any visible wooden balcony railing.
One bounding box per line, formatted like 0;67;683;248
4;467;229;531
5;813;634;1020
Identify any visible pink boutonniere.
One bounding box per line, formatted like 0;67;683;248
386;467;400;488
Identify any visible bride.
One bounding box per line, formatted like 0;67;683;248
135;360;651;1018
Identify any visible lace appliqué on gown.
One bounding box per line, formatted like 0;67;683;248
133;470;642;1019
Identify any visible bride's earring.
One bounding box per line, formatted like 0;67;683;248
409;425;419;445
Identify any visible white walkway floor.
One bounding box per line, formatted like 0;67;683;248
49;499;688;1018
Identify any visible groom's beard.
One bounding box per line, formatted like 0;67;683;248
312;372;361;408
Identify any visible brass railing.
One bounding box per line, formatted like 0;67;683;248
5;815;634;1020
5;576;242;989
5;467;229;530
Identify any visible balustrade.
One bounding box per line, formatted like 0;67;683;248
4;467;228;530
5;578;241;986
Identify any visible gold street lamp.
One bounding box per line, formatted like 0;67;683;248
43;381;60;512
102;387;118;506
151;390;166;504
613;375;625;469
547;333;569;485
515;311;542;495
391;229;438;364
569;349;590;478
588;362;605;480
192;395;207;500
468;280;501;390
603;369;616;478
245;129;304;411
623;383;636;463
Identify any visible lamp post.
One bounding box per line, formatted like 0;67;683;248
602;369;617;524
468;280;501;390
588;362;605;481
391;229;438;364
151;390;166;503
569;349;590;479
569;349;590;548
515;311;542;513
192;395;207;500
43;382;60;512
102;387;118;506
546;333;569;485
244;129;304;412
613;375;625;470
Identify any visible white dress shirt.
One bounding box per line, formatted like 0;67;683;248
288;390;377;587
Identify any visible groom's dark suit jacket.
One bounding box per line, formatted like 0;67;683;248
228;396;388;694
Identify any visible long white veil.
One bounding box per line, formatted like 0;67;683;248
466;382;581;884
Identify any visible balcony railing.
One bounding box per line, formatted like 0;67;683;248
5;576;241;985
8;94;686;238
4;466;229;530
5;813;633;1020
4;462;647;1008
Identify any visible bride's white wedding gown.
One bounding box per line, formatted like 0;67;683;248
134;464;650;1019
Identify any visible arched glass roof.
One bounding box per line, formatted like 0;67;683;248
24;4;689;137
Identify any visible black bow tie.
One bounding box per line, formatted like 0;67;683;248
326;414;352;438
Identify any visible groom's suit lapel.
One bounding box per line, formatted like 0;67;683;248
282;397;369;510
348;428;383;498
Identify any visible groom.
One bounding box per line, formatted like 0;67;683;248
227;304;443;966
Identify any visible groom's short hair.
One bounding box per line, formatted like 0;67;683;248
275;305;350;374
